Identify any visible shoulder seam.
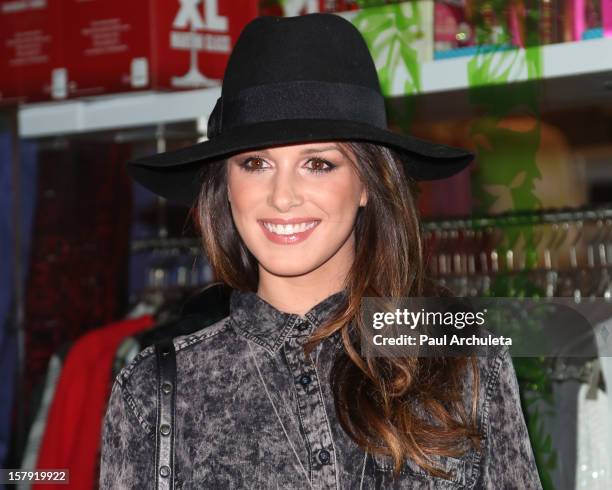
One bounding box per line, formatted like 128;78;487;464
117;316;231;386
120;382;155;437
117;344;156;386
173;316;232;354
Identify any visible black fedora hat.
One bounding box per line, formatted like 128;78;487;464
126;13;475;207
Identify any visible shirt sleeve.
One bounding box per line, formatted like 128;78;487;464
476;348;543;489
99;379;155;489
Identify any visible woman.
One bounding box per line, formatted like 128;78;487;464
100;13;541;489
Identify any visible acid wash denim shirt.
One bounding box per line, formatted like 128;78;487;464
99;289;542;489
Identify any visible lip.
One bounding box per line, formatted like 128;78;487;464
258;218;321;245
259;217;321;224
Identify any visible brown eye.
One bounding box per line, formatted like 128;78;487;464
240;156;269;172
304;158;336;173
310;159;325;170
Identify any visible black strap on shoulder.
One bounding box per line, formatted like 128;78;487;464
155;337;176;490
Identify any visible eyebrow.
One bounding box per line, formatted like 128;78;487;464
298;145;341;155
251;145;341;156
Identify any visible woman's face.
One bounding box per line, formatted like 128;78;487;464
227;142;367;280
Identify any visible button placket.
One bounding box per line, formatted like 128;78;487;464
284;333;338;489
292;318;311;338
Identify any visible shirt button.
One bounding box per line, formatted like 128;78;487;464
299;374;312;386
297;321;309;331
159;465;171;477
318;449;331;464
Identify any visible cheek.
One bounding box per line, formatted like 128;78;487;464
227;173;261;218
309;176;363;218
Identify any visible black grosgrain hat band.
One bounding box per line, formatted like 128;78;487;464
207;80;388;139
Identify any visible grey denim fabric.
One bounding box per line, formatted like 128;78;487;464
99;289;543;489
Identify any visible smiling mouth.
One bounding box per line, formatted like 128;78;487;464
261;221;320;235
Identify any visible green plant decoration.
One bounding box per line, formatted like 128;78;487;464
350;2;430;133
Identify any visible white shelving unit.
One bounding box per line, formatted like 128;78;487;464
18;86;221;138
419;37;612;95
17;37;612;138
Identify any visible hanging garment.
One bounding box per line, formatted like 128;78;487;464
32;315;153;490
539;380;580;490
22;340;72;451
111;335;142;380
22;140;132;430
590;316;612;488
0;127;38;470
17;343;70;490
575;382;611;489
418;167;473;218
127;142;158;301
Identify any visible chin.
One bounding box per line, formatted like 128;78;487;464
256;252;331;278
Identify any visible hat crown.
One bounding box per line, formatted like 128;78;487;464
222;14;382;97
207;13;387;139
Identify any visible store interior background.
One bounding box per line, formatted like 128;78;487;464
2;1;612;489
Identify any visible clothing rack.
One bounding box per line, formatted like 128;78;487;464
130;204;612;297
421;204;612;231
422;205;612;393
128;243;213;314
130;236;201;253
423;204;612;296
131;204;612;248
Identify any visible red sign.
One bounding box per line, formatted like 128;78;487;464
152;0;258;89
259;0;360;16
0;0;65;103
61;0;153;98
0;0;259;104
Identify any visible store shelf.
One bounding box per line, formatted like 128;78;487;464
18;87;220;138
416;37;612;95
17;38;612;138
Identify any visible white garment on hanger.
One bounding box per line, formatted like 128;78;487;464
577;317;612;489
575;383;610;489
125;300;157;319
18;354;63;490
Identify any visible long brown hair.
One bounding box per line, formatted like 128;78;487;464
193;141;481;478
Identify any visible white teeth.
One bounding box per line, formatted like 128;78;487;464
263;221;318;235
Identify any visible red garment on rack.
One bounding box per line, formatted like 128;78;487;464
23;141;133;425
32;314;154;490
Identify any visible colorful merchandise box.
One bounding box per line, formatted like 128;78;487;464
0;0;258;104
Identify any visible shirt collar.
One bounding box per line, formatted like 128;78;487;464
229;288;347;353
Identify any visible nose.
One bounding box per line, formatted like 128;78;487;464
268;169;304;212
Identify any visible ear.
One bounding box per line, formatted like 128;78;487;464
359;187;367;207
227;185;232;203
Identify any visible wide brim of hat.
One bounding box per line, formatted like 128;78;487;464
126;118;475;207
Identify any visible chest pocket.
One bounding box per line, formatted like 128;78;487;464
372;452;468;488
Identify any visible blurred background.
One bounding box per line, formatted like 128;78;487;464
2;1;612;489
